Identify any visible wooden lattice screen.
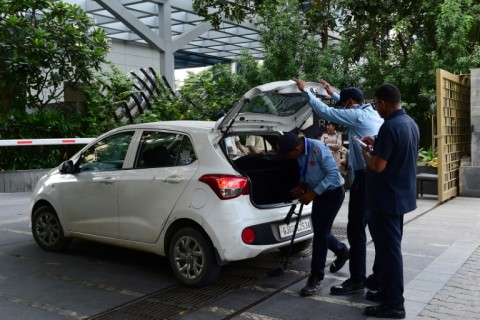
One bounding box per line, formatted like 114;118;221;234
435;69;471;202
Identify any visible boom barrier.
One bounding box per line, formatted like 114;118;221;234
0;138;94;147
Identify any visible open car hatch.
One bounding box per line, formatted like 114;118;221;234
215;80;333;134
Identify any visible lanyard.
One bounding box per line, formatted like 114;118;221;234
301;138;310;179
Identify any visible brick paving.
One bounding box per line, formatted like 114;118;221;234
417;247;480;319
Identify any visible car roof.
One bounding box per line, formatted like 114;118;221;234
112;121;215;133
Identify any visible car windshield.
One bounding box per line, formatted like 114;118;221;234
241;93;308;116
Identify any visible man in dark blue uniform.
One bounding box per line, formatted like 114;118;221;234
294;78;383;295
277;132;348;296
360;84;419;319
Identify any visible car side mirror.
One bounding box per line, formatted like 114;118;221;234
59;160;75;174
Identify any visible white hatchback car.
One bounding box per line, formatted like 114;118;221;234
30;80;332;287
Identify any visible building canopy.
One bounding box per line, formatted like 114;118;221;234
67;0;264;86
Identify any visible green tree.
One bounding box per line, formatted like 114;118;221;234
0;0;109;113
135;50;263;124
194;0;480;147
334;0;480;146
192;0;272;29
255;0;305;81
81;64;129;135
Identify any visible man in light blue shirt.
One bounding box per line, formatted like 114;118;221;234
294;79;383;296
277;132;347;297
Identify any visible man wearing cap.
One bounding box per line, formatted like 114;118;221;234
293;78;383;296
277;131;348;297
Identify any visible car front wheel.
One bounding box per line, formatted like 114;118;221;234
169;227;221;287
32;205;72;252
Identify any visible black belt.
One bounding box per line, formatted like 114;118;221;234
325;186;343;193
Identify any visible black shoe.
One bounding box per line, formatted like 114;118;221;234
364;304;405;319
330;278;365;295
366;290;384;302
365;273;381;291
300;275;322;297
330;248;349;273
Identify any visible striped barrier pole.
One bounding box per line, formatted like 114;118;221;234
0;138;95;146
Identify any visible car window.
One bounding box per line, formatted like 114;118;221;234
243;93;309;116
176;136;197;166
135;131;197;168
79;131;134;172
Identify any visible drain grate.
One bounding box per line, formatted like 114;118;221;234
93;300;188;320
90;224;348;320
332;225;348;239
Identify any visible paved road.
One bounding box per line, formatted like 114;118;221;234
1;192;479;319
0;192;177;320
0;192;337;320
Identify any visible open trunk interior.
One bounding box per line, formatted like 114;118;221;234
233;153;300;206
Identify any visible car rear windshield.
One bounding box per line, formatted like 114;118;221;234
241;93;308;117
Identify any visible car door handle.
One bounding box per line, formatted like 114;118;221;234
162;176;184;183
95;177;115;185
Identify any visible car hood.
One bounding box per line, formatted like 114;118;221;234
215;80;332;134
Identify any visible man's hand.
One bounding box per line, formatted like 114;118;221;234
319;79;333;95
291;184;304;198
293;78;307;91
362;135;375;146
291;182;307;198
299;190;317;205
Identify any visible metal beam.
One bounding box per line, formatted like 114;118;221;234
172;21;212;51
158;1;174;87
95;0;167;52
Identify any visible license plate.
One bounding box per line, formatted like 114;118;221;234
278;217;312;239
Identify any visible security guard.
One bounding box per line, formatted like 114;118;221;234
294;78;384;295
277;132;348;296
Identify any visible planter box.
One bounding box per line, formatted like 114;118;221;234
0;169;50;193
416;165;438;196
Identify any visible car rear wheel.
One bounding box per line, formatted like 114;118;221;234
169;227;220;287
32;205;72;252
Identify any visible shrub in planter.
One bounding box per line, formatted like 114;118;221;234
0;110;84;171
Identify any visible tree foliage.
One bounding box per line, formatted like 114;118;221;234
0;109;83;170
80;64;128;135
0;0;110;113
192;0;480;146
192;0;268;29
135;50;262;123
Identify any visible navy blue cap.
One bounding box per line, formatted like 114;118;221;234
326;121;337;127
313;130;323;138
337;87;364;106
277;132;300;156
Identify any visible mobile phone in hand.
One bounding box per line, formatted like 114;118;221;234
353;136;367;147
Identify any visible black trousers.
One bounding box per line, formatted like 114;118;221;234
347;170;379;283
310;186;346;278
369;212;405;307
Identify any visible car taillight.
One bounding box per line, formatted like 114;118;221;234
199;174;249;200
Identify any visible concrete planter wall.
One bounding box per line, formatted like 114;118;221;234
0;169;50;193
